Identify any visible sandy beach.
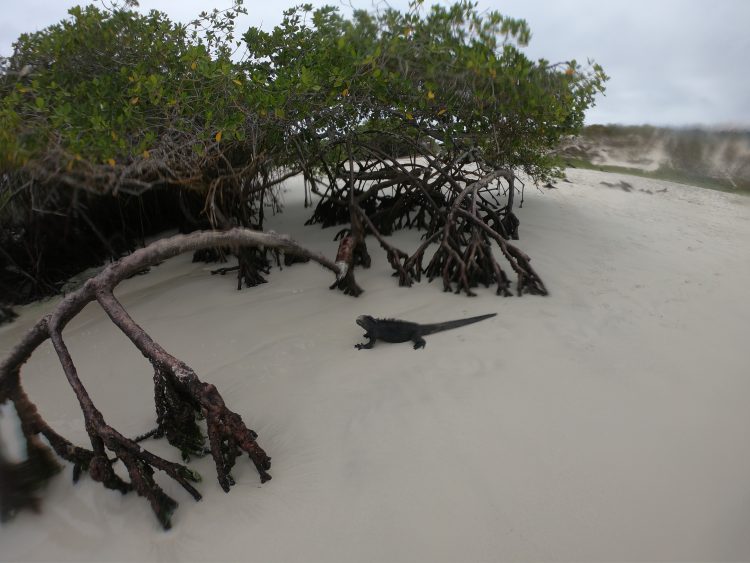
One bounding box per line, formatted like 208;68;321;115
1;168;749;561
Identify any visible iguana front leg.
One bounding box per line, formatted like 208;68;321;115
355;333;375;350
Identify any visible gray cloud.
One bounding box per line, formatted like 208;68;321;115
2;0;748;127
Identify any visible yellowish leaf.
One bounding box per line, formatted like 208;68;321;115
66;159;74;172
565;67;575;76
191;61;197;70
233;79;242;86
130;96;139;105
111;131;118;141
341;88;349;97
426;90;435;100
437;108;447;116
107;158;116;166
142;150;150;159
405;112;414;120
215;131;222;142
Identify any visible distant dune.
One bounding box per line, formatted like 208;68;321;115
557;125;750;192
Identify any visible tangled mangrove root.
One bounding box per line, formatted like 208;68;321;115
0;229;341;529
303;139;547;297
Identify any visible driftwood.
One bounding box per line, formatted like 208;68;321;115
0;228;342;529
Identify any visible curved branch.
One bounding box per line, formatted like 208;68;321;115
0;227;342;528
0;228;342;389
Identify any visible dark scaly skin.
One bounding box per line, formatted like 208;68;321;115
355;313;496;350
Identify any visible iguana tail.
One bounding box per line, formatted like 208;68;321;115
420;313;497;336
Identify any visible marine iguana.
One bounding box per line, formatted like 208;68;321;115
355;313;497;350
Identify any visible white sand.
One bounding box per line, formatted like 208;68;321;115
1;169;749;561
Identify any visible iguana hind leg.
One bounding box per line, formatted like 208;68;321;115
412;337;426;349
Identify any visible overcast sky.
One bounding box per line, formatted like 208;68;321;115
2;0;749;127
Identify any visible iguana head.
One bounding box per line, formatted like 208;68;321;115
356;315;375;330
